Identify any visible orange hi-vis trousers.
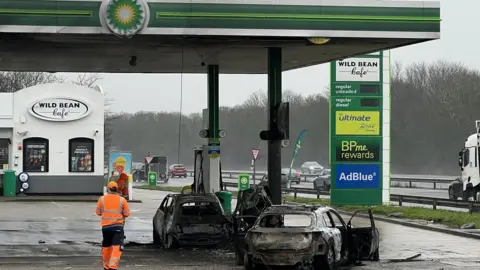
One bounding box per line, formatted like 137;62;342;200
102;228;124;269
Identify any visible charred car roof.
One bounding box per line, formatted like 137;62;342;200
170;193;220;204
262;204;331;214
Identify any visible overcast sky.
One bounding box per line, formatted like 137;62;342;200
60;0;468;115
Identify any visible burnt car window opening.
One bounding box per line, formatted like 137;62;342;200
258;214;313;228
180;202;220;216
328;211;345;227
322;213;335;228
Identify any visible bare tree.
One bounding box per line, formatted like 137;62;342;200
0;72;64;92
72;73;102;88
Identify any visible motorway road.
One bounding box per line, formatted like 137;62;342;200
0;189;479;269
152;176;449;199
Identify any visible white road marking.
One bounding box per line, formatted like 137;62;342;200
52;217;67;220
51;201;72;207
130;209;140;212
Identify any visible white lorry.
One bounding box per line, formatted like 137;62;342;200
448;121;480;201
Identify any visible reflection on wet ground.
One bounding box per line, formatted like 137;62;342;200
0;189;479;269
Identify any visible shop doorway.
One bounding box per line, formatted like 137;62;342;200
0;138;10;195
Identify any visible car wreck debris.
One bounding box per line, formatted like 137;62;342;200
241;204;380;270
152;193;229;249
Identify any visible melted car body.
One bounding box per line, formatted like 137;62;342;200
243;205;380;270
152;193;228;249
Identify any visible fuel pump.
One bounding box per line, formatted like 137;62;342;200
192;145;223;194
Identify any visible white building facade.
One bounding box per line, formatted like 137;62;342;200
0;83;104;194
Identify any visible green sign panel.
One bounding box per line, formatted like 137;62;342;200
330;51;387;206
148;172;157;186
333;137;381;163
238;173;250;191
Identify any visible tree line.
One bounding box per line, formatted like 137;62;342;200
2;60;478;175
110;60;478;176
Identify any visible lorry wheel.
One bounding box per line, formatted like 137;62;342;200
448;187;455;200
463;188;474;201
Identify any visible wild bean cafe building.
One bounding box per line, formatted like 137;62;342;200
0;83;105;195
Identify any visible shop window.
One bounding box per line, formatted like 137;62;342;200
69;138;94;173
23;137;49;173
0;139;9;170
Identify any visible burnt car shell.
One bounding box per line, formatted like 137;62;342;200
153;193;228;248
243;205;380;269
232;185;273;265
244;205;332;266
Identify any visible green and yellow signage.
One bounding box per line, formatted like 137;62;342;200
330;51;390;206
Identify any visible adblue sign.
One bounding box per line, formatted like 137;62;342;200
335;164;380;189
29;98;91;122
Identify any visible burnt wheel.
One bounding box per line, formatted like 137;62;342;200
153;228;161;245
163;234;175;249
235;249;244;265
372;247;380;261
314;240;335;270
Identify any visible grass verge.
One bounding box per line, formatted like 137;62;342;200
135;185;480;229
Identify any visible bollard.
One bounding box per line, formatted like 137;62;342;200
398;196;403;206
294;189;297;199
316;189;320;199
432;199;437;210
433;182;436;190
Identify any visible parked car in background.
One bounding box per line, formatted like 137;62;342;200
313;169;331;191
243;205;380;270
281;168;301;184
301;161;324;175
169;164;187;178
261;173;290;188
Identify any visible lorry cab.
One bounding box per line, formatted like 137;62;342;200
450;131;480;201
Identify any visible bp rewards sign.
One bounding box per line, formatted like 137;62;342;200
330;52;384;205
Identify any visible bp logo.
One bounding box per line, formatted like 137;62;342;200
240;177;248;185
100;0;149;37
149;174;155;180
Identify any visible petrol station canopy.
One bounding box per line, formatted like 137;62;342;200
0;0;440;74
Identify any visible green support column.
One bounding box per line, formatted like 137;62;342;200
267;47;282;205
207;64;221;193
208;65;220;141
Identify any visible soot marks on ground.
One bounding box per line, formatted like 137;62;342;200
84;241;101;246
58;240;75;245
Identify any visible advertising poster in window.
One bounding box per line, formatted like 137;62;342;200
71;141;93;172
0;139;8;170
108;151;132;178
25;141;47;172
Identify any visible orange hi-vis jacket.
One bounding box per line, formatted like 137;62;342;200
96;193;131;228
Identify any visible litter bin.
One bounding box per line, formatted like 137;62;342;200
3;170;16;197
215;191;232;214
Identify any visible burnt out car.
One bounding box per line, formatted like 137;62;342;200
152;193;228;249
243;205;379;270
232;185;273;265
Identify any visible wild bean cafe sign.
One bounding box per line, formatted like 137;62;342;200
335;58;380;82
29;98;90;122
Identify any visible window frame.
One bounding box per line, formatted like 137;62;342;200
68;137;94;173
0;139;9;170
23;137;49;173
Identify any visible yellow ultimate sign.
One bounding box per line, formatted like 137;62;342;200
335;111;380;135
